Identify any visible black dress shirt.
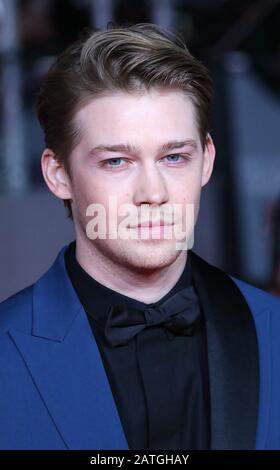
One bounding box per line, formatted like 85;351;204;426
64;241;210;450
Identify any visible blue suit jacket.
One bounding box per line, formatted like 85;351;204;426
0;245;280;450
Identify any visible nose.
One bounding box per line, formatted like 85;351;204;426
132;164;169;207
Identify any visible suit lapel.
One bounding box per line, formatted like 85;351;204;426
9;247;129;450
189;250;260;449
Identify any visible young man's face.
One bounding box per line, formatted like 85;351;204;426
45;89;215;271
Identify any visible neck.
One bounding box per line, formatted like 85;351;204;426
74;235;188;304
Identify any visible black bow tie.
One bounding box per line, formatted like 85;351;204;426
104;285;200;347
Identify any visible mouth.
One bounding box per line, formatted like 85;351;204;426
129;220;174;228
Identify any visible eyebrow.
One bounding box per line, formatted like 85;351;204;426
87;139;198;157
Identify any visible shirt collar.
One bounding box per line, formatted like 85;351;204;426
64;240;193;328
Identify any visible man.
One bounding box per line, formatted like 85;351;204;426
0;23;279;450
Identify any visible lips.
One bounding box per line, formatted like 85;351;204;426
130;220;174;228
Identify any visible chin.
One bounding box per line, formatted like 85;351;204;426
112;239;182;271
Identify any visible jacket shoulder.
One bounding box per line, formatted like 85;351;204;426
231;276;280;318
0;284;34;335
0;245;69;336
189;249;280;317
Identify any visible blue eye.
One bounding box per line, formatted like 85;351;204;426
105;158;123;167
165;154;183;162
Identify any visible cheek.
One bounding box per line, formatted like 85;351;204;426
175;179;201;203
71;169;105;205
171;161;203;192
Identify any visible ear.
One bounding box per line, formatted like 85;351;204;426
41;148;72;200
201;133;216;187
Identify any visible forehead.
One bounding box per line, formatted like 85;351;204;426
75;89;199;146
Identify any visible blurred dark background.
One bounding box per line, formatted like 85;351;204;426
1;0;280;301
